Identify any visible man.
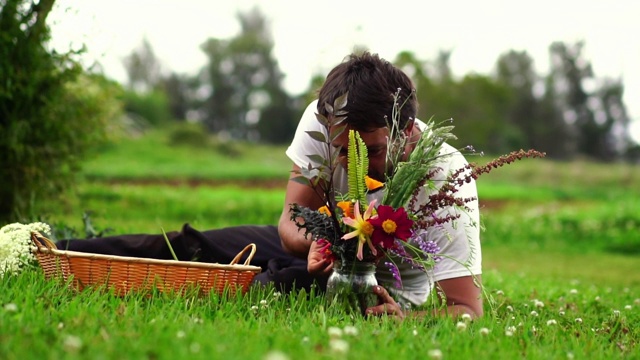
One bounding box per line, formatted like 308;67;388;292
278;52;482;318
57;52;482;319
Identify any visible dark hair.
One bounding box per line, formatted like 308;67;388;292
317;52;418;131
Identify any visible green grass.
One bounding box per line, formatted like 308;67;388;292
5;128;640;359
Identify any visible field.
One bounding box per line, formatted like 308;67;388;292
2;127;639;359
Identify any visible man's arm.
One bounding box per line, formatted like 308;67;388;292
277;165;326;258
367;275;483;319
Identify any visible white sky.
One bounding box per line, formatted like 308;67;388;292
48;0;640;141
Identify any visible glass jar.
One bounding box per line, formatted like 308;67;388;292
325;259;378;316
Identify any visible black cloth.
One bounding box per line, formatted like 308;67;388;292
56;224;327;294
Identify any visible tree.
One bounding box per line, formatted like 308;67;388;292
198;7;296;142
547;41;630;160
0;0;121;222
122;38;162;93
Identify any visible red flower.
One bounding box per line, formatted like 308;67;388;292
369;205;414;249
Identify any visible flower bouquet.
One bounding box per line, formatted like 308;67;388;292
289;90;545;315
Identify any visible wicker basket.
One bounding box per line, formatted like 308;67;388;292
30;231;262;296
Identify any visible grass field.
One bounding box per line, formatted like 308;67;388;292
3;126;639;359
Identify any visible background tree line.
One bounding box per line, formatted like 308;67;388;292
121;8;636;161
1;1;637;222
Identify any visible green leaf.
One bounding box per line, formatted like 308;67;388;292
334;92;348;113
305;130;327;143
306;154;326;165
315;113;329;127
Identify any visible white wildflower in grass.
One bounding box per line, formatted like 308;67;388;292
635;298;640;305
260;299;268;305
251;305;259;311
506;305;514;312
569;289;578;295
329;339;349;354
327;327;343;338
533;300;545;308
479;327;490;336
57;322;64;330
460;313;472;322
301;336;310;343
0;222;51;277
505;330;514;337
189;343;201;353
624;305;632;310
567;352;575;359
427;349;443;360
547;319;557;326
273;291;282;299
176;330;186;338
505;326;517;337
530;311;539;317
575;318;583;323
343;325;358;336
612;310;620;316
456;321;467;331
264;350;289;360
594;296;601;302
412;328;418;336
496;290;504;296
63;335;83;352
4;303;18;312
559;311;565;316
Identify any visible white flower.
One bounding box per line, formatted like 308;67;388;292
301;336;309;343
456;321;467;331
427;349;443;360
264;350;289;360
343;326;358;336
479;327;490;336
190;343;201;353
569;289;578;295
176;330;186;338
63;335;83;352
329;339;349;353
547;319;557;326
612;310;620;316
575;318;583;323
505;330;514;337
624;305;632;310
460;313;472;322
506;305;514;312
533;300;544;308
260;299;268;305
530;311;539;317
327;327;343;338
496;290;504;296
4;303;18;312
0;222;50;277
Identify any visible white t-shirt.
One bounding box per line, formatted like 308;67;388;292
286;100;482;306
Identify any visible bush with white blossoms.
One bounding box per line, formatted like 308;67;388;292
0;222;51;277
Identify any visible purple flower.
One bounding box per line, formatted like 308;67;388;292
385;261;402;289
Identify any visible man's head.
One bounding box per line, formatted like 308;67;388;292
317;51;418;132
316;52;420;182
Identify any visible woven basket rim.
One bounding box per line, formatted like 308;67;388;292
30;231;262;273
31;247;262;272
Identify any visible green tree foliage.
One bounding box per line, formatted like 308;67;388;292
548;41;630;160
198;7;296;143
0;0;122;222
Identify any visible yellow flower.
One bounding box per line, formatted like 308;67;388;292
365;176;384;191
341;200;378;260
318;206;331;216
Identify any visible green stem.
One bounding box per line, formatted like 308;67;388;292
161;227;179;261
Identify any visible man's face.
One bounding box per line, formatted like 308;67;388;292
330;123;416;182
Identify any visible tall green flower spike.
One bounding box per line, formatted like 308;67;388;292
347;130;369;207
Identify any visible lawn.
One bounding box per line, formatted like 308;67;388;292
3;126;639;359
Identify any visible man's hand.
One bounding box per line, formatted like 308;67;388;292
307;240;333;275
365;285;405;319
